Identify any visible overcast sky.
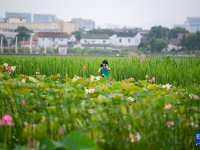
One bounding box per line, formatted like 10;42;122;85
0;0;200;29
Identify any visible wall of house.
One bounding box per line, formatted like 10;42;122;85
38;37;68;48
116;37;134;46
109;34;117;45
162;44;178;52
80;38;111;45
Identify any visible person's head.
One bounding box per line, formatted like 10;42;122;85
102;60;108;68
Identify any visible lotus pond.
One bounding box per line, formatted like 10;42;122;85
0;57;200;150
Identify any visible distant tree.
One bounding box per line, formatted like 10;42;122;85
155;39;167;52
195;31;200;50
180;34;186;48
87;29;115;34
12;26;32;45
16;26;33;33
0;34;8;46
185;35;193;50
71;31;81;40
138;41;149;49
149;37;156;52
147;26;170;40
169;27;189;39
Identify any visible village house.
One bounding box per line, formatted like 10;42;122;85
38;32;68;48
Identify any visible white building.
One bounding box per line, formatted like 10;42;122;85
174;17;200;33
80;32;142;49
114;31;142;46
38;32;68;48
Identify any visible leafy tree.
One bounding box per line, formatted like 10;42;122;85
71;31;81;40
155;39;167;52
169;27;189;39
138;41;149;49
16;26;33;33
180;34;186;48
196;31;200;50
185;35;193;50
149;37;156;52
147;26;169;40
12;26;32;45
0;34;8;46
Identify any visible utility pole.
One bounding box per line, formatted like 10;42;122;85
15;37;18;54
1;36;3;54
23;37;25;54
30;36;32;54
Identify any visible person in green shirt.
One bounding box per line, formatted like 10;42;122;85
98;60;111;79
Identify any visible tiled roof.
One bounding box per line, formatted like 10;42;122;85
38;32;68;38
19;41;36;45
32;33;39;41
67;34;73;40
81;34;110;39
117;32;138;37
170;39;180;45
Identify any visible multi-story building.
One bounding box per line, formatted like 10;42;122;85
6;12;32;23
0;17;3;23
33;14;56;23
0;17;78;33
71;18;95;29
174;17;200;33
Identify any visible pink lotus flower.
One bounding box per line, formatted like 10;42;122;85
162;83;172;90
145;79;148;83
176;92;178;95
83;65;86;70
135;91;137;94
131;77;134;80
0;114;14;126
121;76;122;78
196;83;198;87
145;75;149;78
28;138;33;147
37;68;39;71
22;99;26;106
152;77;155;82
59;127;64;135
17;70;19;72
113;78;115;81
19;65;21;68
7;66;11;69
166;97;169;101
57;73;61;77
126;102;130;107
193;94;199;100
167;121;174;128
7;71;10;75
9;68;13;72
121;94;124;98
194;78;196;81
66;74;68;77
164;104;172;109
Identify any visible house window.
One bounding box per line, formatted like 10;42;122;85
103;40;106;43
20;19;22;21
13;26;17;29
61;38;63;41
38;25;41;29
119;39;122;43
128;39;130;43
46;26;49;29
85;40;87;43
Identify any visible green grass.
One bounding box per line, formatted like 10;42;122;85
0;55;199;86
